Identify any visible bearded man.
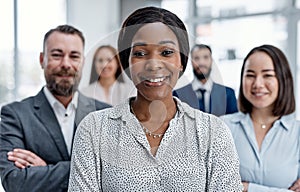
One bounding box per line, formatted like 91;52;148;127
173;44;237;116
0;25;110;192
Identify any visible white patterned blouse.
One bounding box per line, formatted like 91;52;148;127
68;98;242;192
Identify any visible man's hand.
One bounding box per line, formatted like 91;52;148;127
289;178;300;192
7;148;47;169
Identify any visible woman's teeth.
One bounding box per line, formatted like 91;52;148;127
148;77;165;83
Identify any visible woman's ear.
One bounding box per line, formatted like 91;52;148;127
179;65;184;77
180;65;183;71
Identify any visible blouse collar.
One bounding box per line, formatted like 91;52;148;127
108;97;196;121
228;112;295;131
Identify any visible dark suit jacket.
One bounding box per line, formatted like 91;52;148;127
0;89;111;192
173;83;238;116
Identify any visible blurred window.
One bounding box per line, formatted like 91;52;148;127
0;1;14;104
196;0;288;18
195;15;287;92
0;0;66;105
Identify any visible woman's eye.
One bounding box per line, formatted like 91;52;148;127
161;50;174;56
132;51;146;57
245;74;255;78
98;59;104;63
264;74;275;78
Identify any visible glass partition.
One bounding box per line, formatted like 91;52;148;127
17;0;66;100
196;0;288;18
0;0;14;105
195;15;287;94
0;0;66;106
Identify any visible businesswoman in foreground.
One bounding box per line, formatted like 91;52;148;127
68;6;242;191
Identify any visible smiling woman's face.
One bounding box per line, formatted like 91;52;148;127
129;22;182;101
242;51;279;111
95;47;118;80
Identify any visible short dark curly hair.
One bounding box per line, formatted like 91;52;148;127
117;6;189;78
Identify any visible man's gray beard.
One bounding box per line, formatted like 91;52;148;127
46;78;80;97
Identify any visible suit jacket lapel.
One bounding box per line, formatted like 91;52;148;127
210;83;226;116
33;90;70;160
173;84;199;109
74;93;97;130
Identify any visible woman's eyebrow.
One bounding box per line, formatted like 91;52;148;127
262;69;275;72
245;69;275;73
132;42;147;47
132;40;177;47
159;40;176;45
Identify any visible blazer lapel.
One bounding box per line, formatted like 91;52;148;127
173;84;199;109
210;83;226;116
33;90;70;160
74;93;97;130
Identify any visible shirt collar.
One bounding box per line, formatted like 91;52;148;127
43;86;78;109
228;112;294;131
192;77;213;92
278;113;296;131
109;97;196;121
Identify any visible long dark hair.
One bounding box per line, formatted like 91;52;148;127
239;44;295;116
89;45;123;84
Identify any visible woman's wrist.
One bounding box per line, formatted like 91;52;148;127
242;182;249;192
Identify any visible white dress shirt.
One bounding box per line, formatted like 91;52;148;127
192;77;213;112
43;87;78;155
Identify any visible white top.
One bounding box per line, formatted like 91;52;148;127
68;97;242;191
192;77;213;112
81;81;136;106
43;87;77;155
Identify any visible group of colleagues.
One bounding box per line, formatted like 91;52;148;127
0;6;299;192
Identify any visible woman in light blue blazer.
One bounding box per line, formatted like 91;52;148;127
222;44;300;192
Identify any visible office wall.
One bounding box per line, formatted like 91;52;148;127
66;0;120;87
67;0;120;52
120;0;161;21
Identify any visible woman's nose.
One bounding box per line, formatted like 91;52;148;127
145;58;163;71
253;75;264;88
